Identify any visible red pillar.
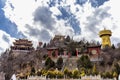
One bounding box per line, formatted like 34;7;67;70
55;49;58;58
76;49;78;57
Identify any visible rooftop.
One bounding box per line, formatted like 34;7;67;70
99;29;112;37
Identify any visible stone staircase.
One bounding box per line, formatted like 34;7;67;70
62;57;78;71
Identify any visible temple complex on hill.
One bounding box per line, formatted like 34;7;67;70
11;39;34;51
46;35;102;62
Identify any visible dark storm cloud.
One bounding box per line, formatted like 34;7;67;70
25;24;51;41
85;7;111;35
2;34;10;43
33;6;55;30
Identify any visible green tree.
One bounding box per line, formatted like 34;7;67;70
80;68;85;77
43;43;47;48
113;71;118;78
67;42;78;56
46;70;55;78
52;51;56;57
77;55;92;69
63;67;73;78
56;71;64;78
56;57;63;70
92;64;98;76
111;44;115;49
114;63;120;74
30;67;35;76
45;57;55;69
64;67;69;78
72;69;79;78
105;72;113;78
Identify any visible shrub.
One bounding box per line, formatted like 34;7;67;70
72;69;80;78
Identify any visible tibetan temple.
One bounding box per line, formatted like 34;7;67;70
11;39;34;51
47;35;67;58
52;35;65;42
87;45;102;61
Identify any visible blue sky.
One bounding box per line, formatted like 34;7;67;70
0;0;108;38
0;0;120;53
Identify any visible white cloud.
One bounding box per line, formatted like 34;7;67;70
50;7;62;16
3;0;120;48
72;0;120;46
0;30;15;53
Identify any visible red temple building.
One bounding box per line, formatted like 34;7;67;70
87;45;102;61
47;47;58;58
11;39;34;52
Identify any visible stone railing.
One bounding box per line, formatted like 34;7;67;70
27;75;46;80
20;75;117;80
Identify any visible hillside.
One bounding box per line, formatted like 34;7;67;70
0;47;120;79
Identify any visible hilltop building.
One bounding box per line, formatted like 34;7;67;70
87;45;102;61
52;35;65;42
47;35;68;58
99;28;112;48
11;39;34;52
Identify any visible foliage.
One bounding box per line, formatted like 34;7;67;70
114;63;120;74
45;57;55;69
57;71;64;78
72;69;79;78
67;41;78;56
86;69;92;76
111;44;115;49
54;70;64;78
105;72;113;78
46;70;55;78
43;54;48;60
52;51;56;57
56;57;63;70
113;71;118;78
46;70;64;79
63;67;69;78
41;68;47;76
63;67;72;78
77;55;92;69
80;68;85;77
30;67;36;76
101;72;113;79
92;64;98;76
43;43;47;48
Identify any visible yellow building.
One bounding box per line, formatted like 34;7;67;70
99;28;112;48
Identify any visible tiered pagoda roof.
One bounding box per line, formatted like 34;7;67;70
11;39;34;51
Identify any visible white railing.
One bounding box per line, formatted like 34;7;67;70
26;75;116;80
28;75;46;80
